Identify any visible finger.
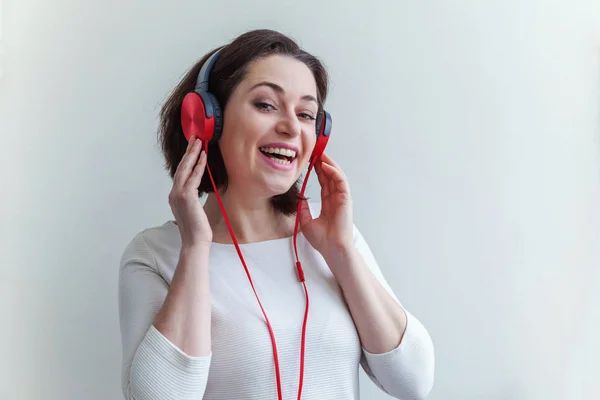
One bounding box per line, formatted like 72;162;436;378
318;153;346;192
174;137;196;182
321;152;347;179
321;162;350;194
314;160;327;187
320;152;337;167
174;138;202;188
314;161;330;197
319;162;335;197
321;162;347;191
187;136;196;149
184;149;207;191
298;199;314;228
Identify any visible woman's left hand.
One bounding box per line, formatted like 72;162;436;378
299;152;354;261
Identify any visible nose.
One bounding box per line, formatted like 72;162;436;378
275;109;301;138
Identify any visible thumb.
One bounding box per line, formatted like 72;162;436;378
298;199;314;228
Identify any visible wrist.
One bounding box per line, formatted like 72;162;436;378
323;241;355;264
180;241;211;259
323;243;359;278
174;243;212;281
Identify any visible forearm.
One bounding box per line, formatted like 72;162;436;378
323;241;434;399
153;243;212;357
326;246;407;354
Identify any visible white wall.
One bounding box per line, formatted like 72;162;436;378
1;1;599;399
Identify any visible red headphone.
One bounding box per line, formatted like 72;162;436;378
181;48;331;162
180;47;332;400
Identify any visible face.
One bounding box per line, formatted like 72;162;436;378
219;54;319;198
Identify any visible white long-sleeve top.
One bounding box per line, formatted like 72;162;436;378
118;204;435;400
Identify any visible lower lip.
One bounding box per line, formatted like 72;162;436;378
259;150;296;171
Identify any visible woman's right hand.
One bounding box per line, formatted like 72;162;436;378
168;136;213;247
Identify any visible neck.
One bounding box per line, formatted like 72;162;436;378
204;187;293;244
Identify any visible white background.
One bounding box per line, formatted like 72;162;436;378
1;1;600;399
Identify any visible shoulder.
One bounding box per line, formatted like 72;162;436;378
120;220;180;271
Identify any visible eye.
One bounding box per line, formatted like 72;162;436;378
254;101;276;111
298;113;316;121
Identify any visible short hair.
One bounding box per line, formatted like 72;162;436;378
158;29;329;215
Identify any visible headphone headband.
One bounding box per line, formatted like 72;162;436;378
195;48;222;92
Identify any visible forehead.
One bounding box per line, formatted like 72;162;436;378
242;55;317;97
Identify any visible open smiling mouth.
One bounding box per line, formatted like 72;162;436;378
259;147;298;166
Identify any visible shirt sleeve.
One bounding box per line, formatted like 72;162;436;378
118;233;212;400
352;224;435;400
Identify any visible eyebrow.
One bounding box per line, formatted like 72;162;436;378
248;81;318;104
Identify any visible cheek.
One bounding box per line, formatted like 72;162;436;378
220;119;254;159
218;134;260;177
225;111;269;151
223;142;248;168
217;134;243;169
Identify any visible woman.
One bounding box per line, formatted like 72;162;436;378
118;29;434;400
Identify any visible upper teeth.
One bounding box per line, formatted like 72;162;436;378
260;147;297;158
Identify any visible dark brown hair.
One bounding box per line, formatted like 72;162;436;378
158;29;329;215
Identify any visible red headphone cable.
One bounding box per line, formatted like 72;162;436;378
203;141;315;400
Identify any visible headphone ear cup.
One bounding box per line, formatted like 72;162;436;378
310;110;332;163
315;113;323;135
207;93;223;143
180;91;223;144
181;92;213;143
